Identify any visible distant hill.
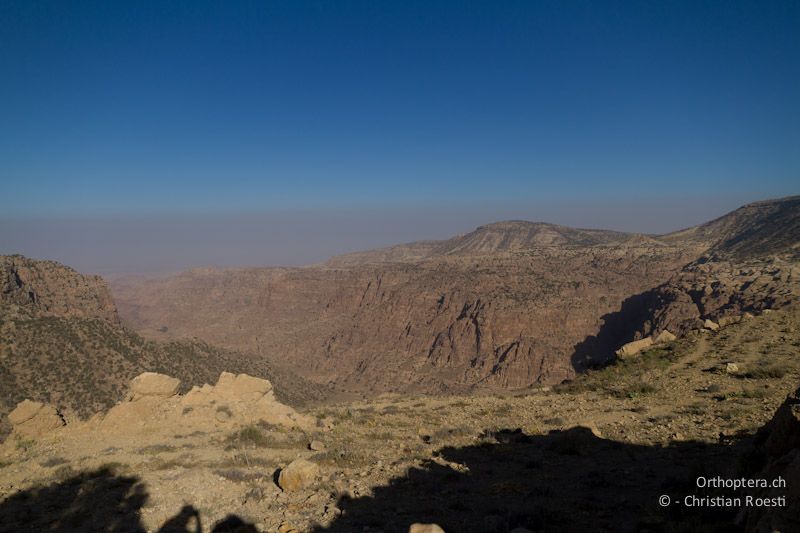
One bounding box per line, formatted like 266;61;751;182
663;195;800;259
326;221;632;266
329;196;800;268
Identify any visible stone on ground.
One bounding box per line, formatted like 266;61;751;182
615;337;653;359
278;458;319;492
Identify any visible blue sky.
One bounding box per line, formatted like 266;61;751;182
1;1;798;271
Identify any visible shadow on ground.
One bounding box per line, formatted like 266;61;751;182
0;429;753;533
315;427;748;533
0;467;257;533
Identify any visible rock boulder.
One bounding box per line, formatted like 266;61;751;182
129;372;181;401
615;337;653;359
8;400;64;438
278;458;319;492
654;330;677;343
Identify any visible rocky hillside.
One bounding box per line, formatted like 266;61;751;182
663;195;800;259
115;242;698;393
1;255;118;323
113;196;798;396
0;256;326;437
114;198;798;392
1;306;798;532
603;196;800;351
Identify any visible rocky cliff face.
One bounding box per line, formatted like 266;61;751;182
112;235;697;393
623;256;799;341
1;255;119;323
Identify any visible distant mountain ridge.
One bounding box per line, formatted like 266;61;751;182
327;221;633;266
329;196;799;267
663;195;800;258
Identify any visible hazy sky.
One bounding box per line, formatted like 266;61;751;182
1;1;798;273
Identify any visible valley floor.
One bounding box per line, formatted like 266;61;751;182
1;307;798;532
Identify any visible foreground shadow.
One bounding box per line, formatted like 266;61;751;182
315;427;749;533
0;467;148;533
0;429;766;532
0;468;257;533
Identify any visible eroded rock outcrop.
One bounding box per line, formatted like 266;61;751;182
128;372;181;401
99;371;318;433
7;400;64;438
631;257;799;340
0;254;118;323
3;372;321;442
179;372;317;431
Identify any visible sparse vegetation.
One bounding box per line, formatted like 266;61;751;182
139;444;177;455
739;362;791;380
213;468;265;483
39;456;68;468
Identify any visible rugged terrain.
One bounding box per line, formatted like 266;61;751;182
0;196;798;532
0;256;325;436
112;196;799;394
1;305;798;532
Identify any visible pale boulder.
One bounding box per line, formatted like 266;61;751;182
278;458;319;492
615;337;653;359
703;319;720;331
8;400;64;438
654;330;677;343
129;372;180;401
213;372;273;402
